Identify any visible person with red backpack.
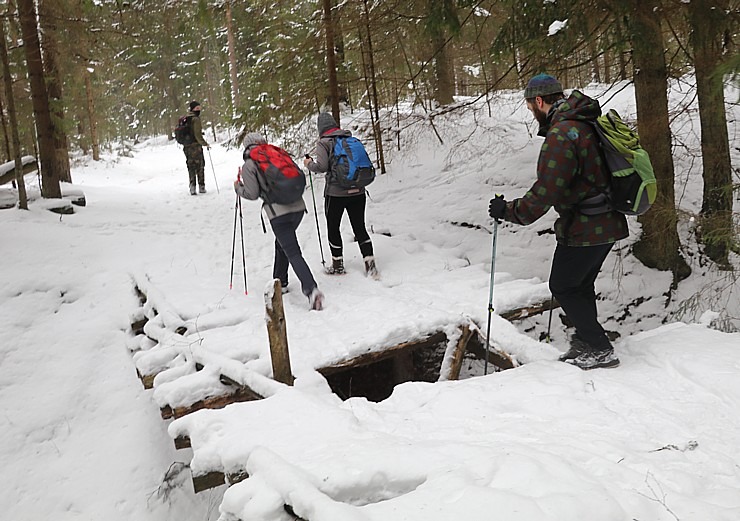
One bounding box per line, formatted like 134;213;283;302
234;132;324;311
303;112;378;278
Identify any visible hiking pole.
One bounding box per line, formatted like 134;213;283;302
206;148;220;193
229;192;239;290
305;155;326;269
484;218;500;376
237;187;248;295
545;296;555;343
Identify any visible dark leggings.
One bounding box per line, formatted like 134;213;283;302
324;194;373;258
549;242;614;350
271;211;317;296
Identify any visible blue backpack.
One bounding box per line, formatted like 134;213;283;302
330;136;375;190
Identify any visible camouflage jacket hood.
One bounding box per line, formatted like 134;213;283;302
538;90;602;136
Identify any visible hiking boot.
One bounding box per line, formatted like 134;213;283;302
558;335;589;361
364;256;379;279
189;184;196;195
199;185;207;194
308;288;324;311
567;348;620;370
325;256;345;275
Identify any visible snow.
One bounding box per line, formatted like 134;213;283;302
1;81;739;521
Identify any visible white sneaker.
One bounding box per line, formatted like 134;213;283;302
364;256;379;279
308;288;324;311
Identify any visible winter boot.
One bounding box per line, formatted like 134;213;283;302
189;183;196;195
199;185;207;194
567;347;620;370
363;256;379;279
308;288;324;311
325;256;345;275
558;334;589;361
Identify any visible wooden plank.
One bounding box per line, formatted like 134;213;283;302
192;469;249;493
464;331;516;370
266;280;294;385
500;298;559;321
161;385;262;419
136;368;156;390
0;158;37;186
445;324;474;380
174;435;191;450
317;331;447;377
192;471;225;493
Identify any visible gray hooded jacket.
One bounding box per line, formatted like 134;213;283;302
305;112;363;197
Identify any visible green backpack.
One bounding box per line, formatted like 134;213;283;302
580;109;657;216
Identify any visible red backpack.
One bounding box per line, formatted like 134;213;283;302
248;144;306;205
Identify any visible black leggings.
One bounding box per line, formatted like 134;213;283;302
325;194;373;258
549;242;614;350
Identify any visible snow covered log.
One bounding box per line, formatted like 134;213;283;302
0;156;37;186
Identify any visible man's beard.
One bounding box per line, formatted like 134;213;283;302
533;105;548;127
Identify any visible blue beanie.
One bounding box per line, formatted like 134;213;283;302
524;74;563;99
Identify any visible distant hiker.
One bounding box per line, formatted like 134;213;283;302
487;74;628;370
304;112;378;278
235;132;324;311
182;101;209;195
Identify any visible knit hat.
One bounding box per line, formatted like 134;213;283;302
317;112;339;136
189;101;201;111
242;132;267;148
523;74;563;99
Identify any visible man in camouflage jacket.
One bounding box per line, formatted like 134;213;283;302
183;101;210;195
488;74;627;370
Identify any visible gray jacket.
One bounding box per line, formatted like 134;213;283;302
236;144;306;220
306;113;364;197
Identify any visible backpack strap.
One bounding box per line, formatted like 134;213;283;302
575;121;613;215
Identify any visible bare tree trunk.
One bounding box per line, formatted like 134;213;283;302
225;0;239;117
624;0;690;285
361;0;385;174
689;0;734;267
429;20;455;106
321;0;340;123
0;90;10;162
0;16;28;209
18;0;60;198
84;70;100;161
39;0;71;183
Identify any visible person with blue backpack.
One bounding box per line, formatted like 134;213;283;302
235;132;324;311
303;112;378;278
488;74;628;370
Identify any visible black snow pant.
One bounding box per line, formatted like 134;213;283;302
548;242;614;351
324;193;373;259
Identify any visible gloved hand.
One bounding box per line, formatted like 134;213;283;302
488;194;506;220
233;169;243;193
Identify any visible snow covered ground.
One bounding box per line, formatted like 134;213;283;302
0;81;738;520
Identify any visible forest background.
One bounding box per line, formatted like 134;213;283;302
0;0;738;297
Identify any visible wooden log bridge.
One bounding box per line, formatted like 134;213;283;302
0;156;37;186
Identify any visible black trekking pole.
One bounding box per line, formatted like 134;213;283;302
484;218;500;376
305;155;326;269
237;190;248;295
545;296;555;343
229;192;239;290
207;148;220;193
